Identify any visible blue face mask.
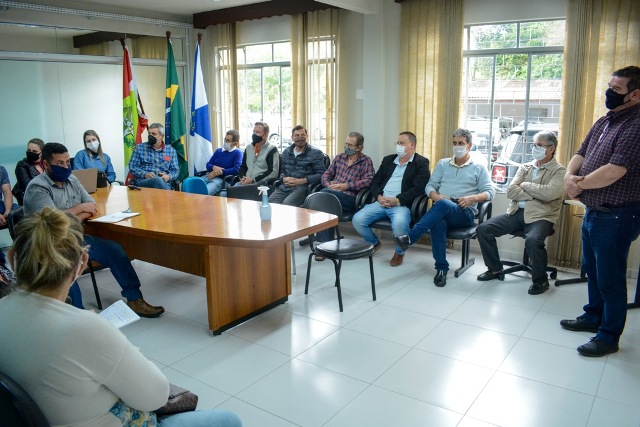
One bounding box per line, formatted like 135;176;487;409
49;164;72;182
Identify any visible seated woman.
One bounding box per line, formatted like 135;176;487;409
13;137;44;205
73;130;116;183
0;207;242;427
0;164;18;268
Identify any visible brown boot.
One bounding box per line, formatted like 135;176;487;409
127;298;165;318
390;252;404;267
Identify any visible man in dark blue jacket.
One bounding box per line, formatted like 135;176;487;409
269;125;326;206
352;131;430;267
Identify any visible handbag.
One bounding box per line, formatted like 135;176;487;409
154;383;198;416
97;171;109;188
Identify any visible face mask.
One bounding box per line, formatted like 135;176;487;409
395;144;406;158
605;88;630;110
223;142;232;151
86;141;100;153
252;134;263;145
531;145;548;161
345;146;357;156
48;164;72;182
26;151;40;163
148;134;157;146
453;146;468;159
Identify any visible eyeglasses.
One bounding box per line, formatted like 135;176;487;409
534;144;551;148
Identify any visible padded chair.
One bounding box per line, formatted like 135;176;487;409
501;228;558;279
414;197;493;278
8;207;103;309
359;189;426;233
181;177;209;195
303;192;376;311
0;370;50;427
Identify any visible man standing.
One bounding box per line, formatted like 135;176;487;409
24;142;164;317
393;129;494;286
128;123;179;190
237;122;280;186
476;131;565;295
352;131;430;267
202;130;243;195
269;125;326;206
561;66;640;357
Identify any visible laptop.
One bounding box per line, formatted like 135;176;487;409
72;168;98;193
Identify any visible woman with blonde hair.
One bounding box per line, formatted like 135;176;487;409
0;207;242;427
73;130;117;182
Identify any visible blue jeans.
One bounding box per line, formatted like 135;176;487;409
407;199;474;272
316;188;357;242
476;209;554;285
158;409;242;427
68;235;144;309
352;202;411;254
137;177;172;190
204;176;224;196
580;207;640;345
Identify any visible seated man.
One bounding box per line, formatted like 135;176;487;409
237;122;280;186
203;130;243;195
269;125;326;206
128;123;179;190
476;131;565;295
24;142;164;317
352;131;430;267
0;164;19;268
393;128;494;286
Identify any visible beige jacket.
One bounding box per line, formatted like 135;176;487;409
506;157;566;223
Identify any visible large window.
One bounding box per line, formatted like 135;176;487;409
462;20;565;190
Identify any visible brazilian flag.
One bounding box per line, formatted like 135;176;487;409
165;37;188;182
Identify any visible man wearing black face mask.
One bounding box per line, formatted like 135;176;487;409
128;123;179;190
237;122;280;186
23;142;165;318
562;66;640;357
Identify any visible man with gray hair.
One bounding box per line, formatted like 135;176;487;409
475;130;565;295
128;123;179;190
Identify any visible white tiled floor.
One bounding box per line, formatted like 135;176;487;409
74;234;640;427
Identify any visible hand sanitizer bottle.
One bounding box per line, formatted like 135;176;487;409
258;186;271;221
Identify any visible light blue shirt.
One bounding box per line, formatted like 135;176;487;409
425;157;495;214
73;149;116;182
383;154;414;198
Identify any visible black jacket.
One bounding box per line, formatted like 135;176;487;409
370;153;430;207
12;159;41;205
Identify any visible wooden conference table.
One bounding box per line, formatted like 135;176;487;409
84;186;337;334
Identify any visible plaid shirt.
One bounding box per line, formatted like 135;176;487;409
321;152;375;197
128;142;179;181
577;102;640;207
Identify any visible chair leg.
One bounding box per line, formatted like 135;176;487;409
369;255;376;301
291;241;297;276
304;253;314;294
88;261;102;310
454;239;475;278
334;260;343;312
502;249;529;275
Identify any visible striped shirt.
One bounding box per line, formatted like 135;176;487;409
577;102;640;207
321;152;375;197
128;142;179;181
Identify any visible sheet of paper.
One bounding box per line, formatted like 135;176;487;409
89;211;140;223
99;300;140;329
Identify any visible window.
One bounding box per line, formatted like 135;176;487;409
462;20;565;190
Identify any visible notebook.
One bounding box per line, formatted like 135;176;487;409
72;168;98;193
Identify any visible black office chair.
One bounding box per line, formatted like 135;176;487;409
0;370;50;427
359;189;426;233
303;192;376;311
8;207;103;309
501;228;558;279
414;197;493;278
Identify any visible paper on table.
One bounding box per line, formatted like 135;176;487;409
99;300;140;329
89;211;140;223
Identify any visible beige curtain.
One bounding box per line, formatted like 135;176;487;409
552;0;640;267
399;0;463;162
291;10;340;156
206;23;239;143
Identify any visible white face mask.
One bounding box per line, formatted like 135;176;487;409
395;144;407;158
453;146;468;159
86;140;100;153
531;145;548;161
223;142;232;151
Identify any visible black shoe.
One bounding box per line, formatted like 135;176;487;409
477;270;505;281
392;234;411;251
577;337;618;357
560;317;600;333
434;270;447;287
528;280;549;295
